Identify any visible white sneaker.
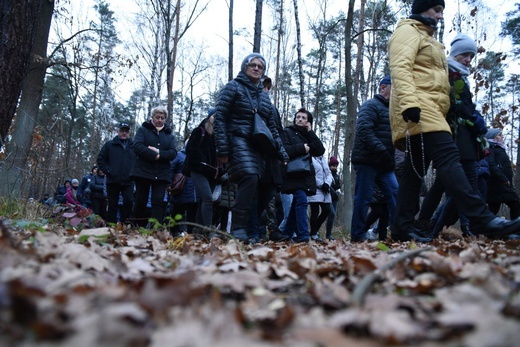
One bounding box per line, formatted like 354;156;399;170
367;228;378;241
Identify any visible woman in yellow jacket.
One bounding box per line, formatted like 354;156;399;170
388;0;520;241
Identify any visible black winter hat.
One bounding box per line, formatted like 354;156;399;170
411;0;445;15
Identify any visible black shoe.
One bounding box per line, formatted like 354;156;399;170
478;217;520;239
509;234;520;240
269;229;290;242
326;235;335;241
392;228;433;242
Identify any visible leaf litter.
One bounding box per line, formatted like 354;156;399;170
0;221;519;346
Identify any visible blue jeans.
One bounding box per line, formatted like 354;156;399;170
326;200;338;238
283;190;309;242
191;171;215;227
351;165;398;241
279;193;293;232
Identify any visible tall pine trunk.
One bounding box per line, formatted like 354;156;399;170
253;0;263;53
342;0;356;236
292;0;305;108
228;0;234;81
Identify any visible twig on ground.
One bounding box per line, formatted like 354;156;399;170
351;246;432;307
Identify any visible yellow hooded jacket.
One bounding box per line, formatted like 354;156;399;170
388;18;451;150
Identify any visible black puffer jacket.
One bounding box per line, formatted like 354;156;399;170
131;121;177;182
281;125;325;195
260;104;285;186
214;71;288;181
97;136;136;185
487;142;514;187
184;119;220;182
351;95;394;170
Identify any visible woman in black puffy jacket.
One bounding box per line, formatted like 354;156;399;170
281;108;325;242
214;53;288;242
131;106;177;227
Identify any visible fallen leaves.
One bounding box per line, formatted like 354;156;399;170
0;222;519;346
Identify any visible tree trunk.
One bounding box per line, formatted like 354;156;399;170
292;0;305;108
228;0;234;81
353;0;365;106
332;44;343;158
342;0;356;236
253;0;263;53
0;0;54;198
274;0;284;107
0;0;43;150
167;0;181;123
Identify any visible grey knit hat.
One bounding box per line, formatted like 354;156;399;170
241;53;267;75
485;128;501;139
450;33;477;58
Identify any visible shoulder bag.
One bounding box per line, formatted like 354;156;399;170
170;173;187;195
244;87;277;156
286;154;311;178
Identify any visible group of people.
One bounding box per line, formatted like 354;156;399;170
350;0;520;242
45;0;520;243
174;54;342;243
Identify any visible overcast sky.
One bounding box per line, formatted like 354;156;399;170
64;0;518;103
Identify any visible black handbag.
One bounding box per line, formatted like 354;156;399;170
244;88;277;155
252;113;276;155
286;154;311;177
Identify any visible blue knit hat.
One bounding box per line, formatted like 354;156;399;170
379;75;391;86
241;53;267;75
207;107;217;117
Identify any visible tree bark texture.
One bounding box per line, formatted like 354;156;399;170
342;0;356;234
0;0;54;198
0;0;43;149
253;0;263;53
228;0;234;81
292;0;305;108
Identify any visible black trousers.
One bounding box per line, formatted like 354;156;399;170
392;131;495;236
106;183;134;224
133;177;168;226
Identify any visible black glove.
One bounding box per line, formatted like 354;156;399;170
321;183;330;194
402;107;421;123
380;150;394;170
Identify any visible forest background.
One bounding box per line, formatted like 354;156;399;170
0;0;519;232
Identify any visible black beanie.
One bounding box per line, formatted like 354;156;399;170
411;0;445;15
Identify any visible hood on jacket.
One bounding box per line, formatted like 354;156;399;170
142;120;173;134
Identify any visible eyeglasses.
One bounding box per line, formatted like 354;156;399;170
247;63;264;70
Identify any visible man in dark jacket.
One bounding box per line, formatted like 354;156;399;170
97;122;136;224
486;128;520;219
351;76;398;242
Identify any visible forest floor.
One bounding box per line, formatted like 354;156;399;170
0;211;519;347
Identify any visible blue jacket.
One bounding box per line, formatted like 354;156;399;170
131;120;177;182
169;150;197;204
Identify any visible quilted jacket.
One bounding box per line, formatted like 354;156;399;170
214;71;288;181
388;18;451;150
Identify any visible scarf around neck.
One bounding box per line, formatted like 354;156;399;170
448;57;471;85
